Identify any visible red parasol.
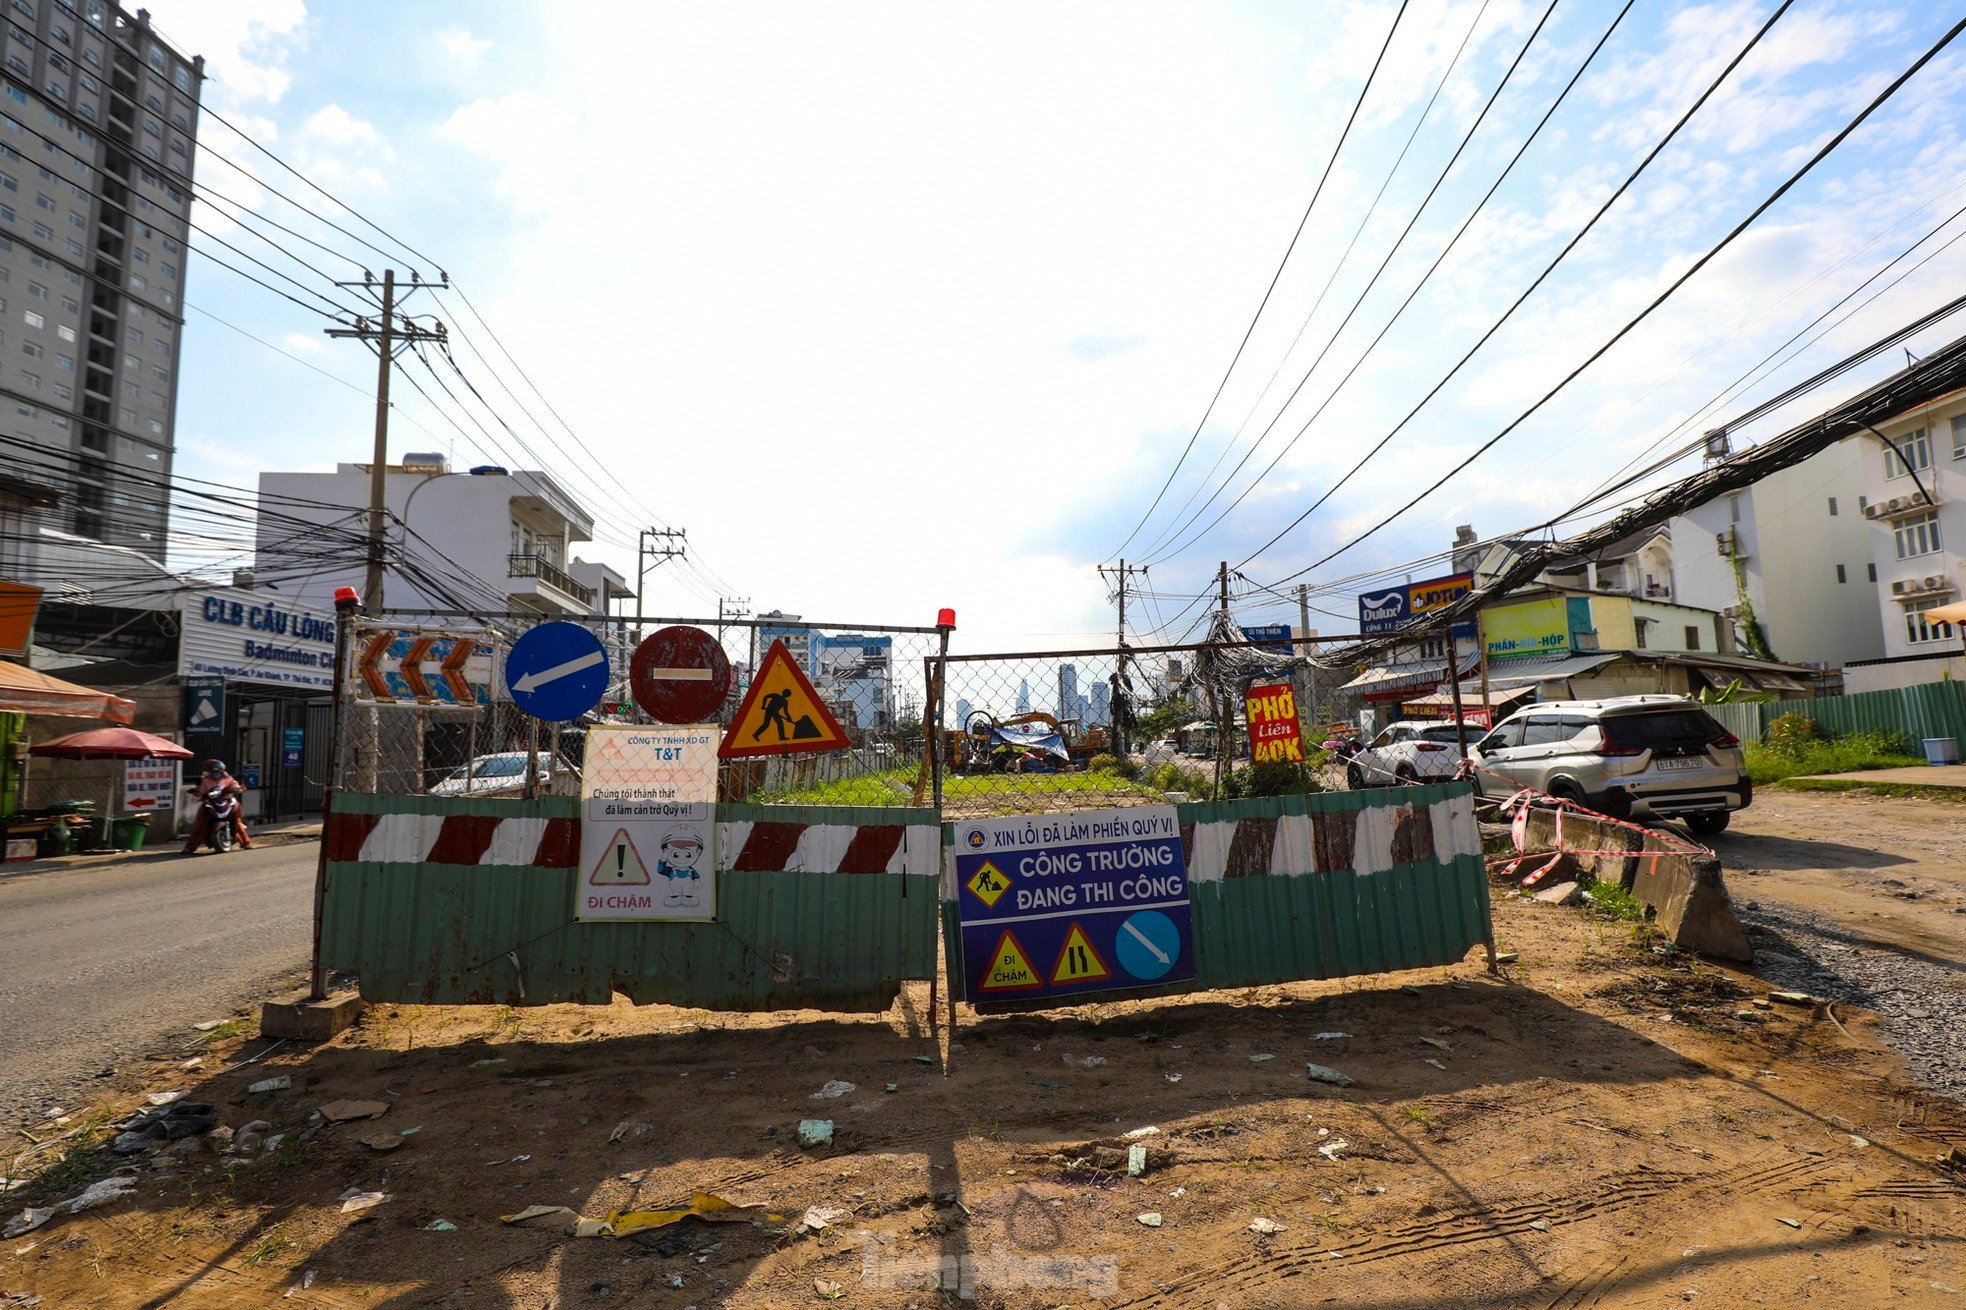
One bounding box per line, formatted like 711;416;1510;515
30;727;194;760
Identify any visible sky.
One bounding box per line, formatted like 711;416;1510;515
152;0;1966;648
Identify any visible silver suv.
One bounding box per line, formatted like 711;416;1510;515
1466;695;1750;835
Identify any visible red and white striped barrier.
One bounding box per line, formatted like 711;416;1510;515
324;809;937;876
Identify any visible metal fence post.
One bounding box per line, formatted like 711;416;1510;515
309;590;361;1002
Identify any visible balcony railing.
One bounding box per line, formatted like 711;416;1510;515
508;553;593;607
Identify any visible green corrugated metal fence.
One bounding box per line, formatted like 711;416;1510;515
1700;680;1966;746
319;795;939;1011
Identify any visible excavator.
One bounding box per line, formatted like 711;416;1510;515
943;710;1109;774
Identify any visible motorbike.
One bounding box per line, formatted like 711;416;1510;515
200;788;242;853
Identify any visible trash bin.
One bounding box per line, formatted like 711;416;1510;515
111;815;150;851
1924;737;1960;766
48;821;74;856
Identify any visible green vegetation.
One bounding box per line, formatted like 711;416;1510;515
1087;752;1141;780
1777;778;1966;802
1135;698;1201;742
1583;878;1649;923
1745;714;1921;785
1220;759;1323;798
751;766;1181;808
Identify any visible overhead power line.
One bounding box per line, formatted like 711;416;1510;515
1271;10;1966;583
1102;0;1411;562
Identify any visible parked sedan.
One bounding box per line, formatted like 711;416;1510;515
429;751;560;797
1346;721;1474;789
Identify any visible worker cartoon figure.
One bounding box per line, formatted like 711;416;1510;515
753;687;795;742
657;828;706;908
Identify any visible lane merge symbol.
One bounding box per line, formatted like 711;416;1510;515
1050;922;1112;985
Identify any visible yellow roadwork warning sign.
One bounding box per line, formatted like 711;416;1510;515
589;828;651;886
965;860;1012;908
976;929;1042;992
719;640;851;759
1049;922;1112;985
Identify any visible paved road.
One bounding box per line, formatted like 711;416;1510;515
0;843;317;1135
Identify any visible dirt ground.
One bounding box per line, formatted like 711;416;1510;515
1716;789;1966;970
7;873;1965;1310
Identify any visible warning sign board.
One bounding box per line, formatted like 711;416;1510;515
577;723;718;922
976;930;1042;993
588;828;652;885
1049;922;1112;985
964;860;1012;909
718;640;850;759
953;805;1192;1005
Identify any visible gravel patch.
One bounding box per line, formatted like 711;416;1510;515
1737;898;1966;1100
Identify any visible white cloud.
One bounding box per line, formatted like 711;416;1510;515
435;27;491;64
156;0;308;107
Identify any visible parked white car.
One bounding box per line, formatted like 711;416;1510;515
1346;721;1473;789
429;751;561;797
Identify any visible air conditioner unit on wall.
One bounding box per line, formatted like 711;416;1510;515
1716;531;1733;557
1887;496;1909;514
1891;579;1916;596
1926;575;1949;592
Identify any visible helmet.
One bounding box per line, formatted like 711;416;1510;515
204;759;226;774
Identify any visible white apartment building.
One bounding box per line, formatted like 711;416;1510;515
1840;391;1966;689
255;455;614;618
1668;439;1884;670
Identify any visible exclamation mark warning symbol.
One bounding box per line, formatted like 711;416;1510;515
589;828;651;885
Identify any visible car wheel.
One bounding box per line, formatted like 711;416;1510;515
1346;764;1365;791
1394;764;1418;786
1547;779;1586;807
1685;811;1730;836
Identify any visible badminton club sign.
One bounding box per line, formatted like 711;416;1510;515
576;724;717;923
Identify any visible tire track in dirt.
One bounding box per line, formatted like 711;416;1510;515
1108;1149;1837;1307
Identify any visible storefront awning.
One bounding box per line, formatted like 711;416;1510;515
0;661;136;723
1482;652;1618;687
1339;653;1479;698
1403;683;1536;712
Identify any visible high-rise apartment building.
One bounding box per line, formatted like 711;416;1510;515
0;4;200;558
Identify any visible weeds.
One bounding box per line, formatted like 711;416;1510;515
1584;880;1649;924
240;1224;290;1267
1401;1103;1437;1131
1746;728;1920;785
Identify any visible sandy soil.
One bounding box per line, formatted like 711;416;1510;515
5;888;1965;1309
1715;789;1966;971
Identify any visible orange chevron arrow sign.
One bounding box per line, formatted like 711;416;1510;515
351;627;495;708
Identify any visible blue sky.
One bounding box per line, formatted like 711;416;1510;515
158;1;1966;643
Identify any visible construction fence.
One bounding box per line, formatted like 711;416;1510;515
1700;678;1966;749
315;622;1493;1015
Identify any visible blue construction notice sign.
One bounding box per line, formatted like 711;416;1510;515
505;621;609;722
954;805;1193;1004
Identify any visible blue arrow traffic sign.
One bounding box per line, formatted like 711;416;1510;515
1114;909;1182;981
504;622;609;722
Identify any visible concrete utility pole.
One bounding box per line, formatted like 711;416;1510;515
635;528;688;631
325;270;449;610
716;595;750;642
1096;559;1145;755
1215;561;1231;793
1296;582;1315;730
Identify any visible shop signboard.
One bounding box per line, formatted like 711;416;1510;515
178;589;339;691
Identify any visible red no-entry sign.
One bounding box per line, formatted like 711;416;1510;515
629;626;733;724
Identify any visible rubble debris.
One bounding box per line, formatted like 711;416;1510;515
810;1080;856;1100
502;1205;580;1226
796;1206;850;1234
248;1076;291;1094
318;1100;389;1122
423;1219;457;1232
1136;1212;1163;1227
1304;1063;1355;1087
1126;1145;1149;1177
338;1188;390;1215
609;1121;654;1144
797;1120;835;1149
111;1101;218;1154
1249;1216;1283;1235
1769;992;1815;1008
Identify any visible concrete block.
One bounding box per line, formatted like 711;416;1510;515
1630;855;1754;963
1532;880;1583;906
259;989;364;1042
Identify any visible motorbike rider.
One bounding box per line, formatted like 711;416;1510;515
182;759;253;854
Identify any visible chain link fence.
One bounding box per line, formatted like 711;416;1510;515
928;636;1338;818
332;613;945;805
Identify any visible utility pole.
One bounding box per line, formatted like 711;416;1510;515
326;269;449;610
1213;561;1231;795
1296;582;1316;732
635;527;688;629
716;595;751;642
1096;559;1146;756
